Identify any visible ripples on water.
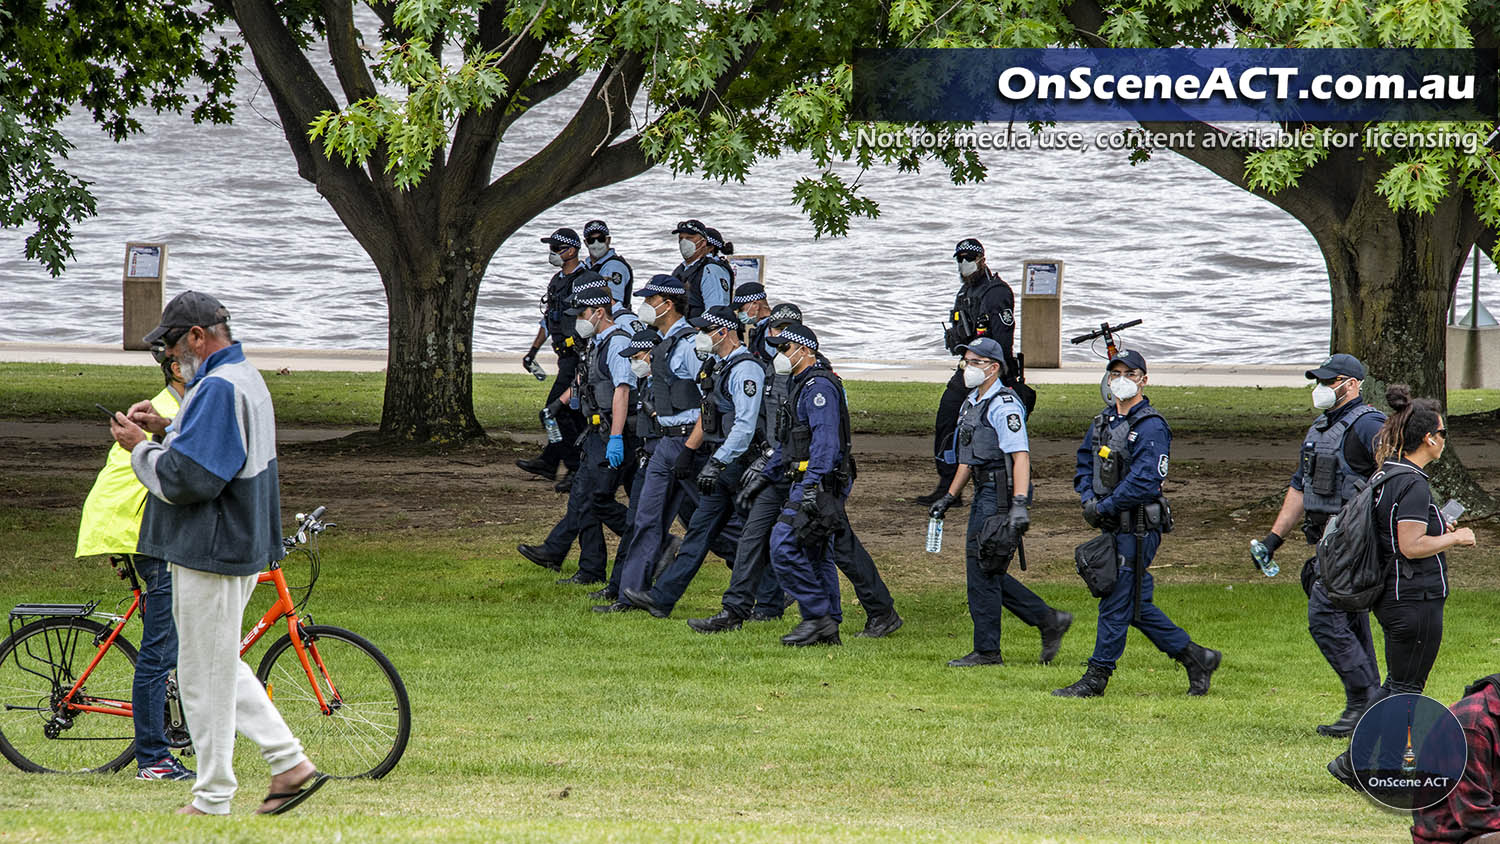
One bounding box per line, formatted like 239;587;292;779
3;64;1497;366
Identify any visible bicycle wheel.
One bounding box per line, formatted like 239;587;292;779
0;617;138;773
255;624;410;779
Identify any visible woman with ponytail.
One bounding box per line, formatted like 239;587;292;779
1368;384;1477;695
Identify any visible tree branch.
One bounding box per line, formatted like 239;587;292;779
321;0;379;105
447;7;547;196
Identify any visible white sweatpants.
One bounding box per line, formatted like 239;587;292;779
171;564;306;814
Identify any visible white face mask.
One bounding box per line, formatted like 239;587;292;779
1108;375;1140;402
1312;383;1338;410
586;241;609;260
574;315;597;339
772;351;794;375
548;251;564;267
679;239;697;260
694;331;715;358
963;362;989;389
638;300;661;325
737;311;754;325
630;358;651;379
958;259;979;277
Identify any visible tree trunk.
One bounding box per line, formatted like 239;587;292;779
378;232;489;443
1306;153;1495;514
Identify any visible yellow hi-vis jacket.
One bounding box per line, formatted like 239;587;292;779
75;387;181;557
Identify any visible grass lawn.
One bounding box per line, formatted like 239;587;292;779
0;506;1475;842
6;362;1500;439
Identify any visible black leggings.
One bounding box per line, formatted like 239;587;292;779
1373;594;1446;695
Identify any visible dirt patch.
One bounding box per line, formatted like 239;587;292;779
7;420;1500;591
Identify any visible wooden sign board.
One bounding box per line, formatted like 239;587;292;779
1019;259;1063;368
728;255;766;287
122;243;168;350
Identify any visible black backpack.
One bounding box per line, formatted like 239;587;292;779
1315;464;1417;611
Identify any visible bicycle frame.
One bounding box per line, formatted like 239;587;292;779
52;556;337;722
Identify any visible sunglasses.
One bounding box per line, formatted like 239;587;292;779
1433;428;1448;439
548;244;571;253
584;236;607;244
955;253;980;262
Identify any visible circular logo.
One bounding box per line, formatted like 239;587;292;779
1349;693;1466;810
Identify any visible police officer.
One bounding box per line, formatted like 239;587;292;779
1056;350;1222;698
670;219;733;318
596;275;704;612
582;219;633;303
518;228;604;486
763;324;854;646
516;286;634;584
622;305;767;617
928;337;1072;666
733;282;773;358
1255;353;1384;736
594;326;665;605
917;238;1020;506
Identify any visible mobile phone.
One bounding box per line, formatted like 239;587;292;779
1440;499;1465;528
95;403;120;421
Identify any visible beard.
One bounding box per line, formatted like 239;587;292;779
177;347;199;384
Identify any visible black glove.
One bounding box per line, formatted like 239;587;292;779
696;458;725;495
673;445;699;480
929;492;956;521
798;484;820;517
735;473;771;514
1260;532;1284;554
1009;495;1031;534
522;346;539;370
1083;498;1103;528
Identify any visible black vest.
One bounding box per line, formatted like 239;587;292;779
777;366;852;476
1089;405;1166;497
649;320;702;419
542;266;605;355
699;349;762;445
674;255;735;319
1300;403;1382;515
580;326;634;426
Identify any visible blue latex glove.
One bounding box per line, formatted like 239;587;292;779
606;435;625;468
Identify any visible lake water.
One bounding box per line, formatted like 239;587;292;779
3;62;1495;366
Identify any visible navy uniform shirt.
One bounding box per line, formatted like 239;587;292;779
1074;397;1171;516
1289;396;1385;491
954;269;1016;371
766;371;843;499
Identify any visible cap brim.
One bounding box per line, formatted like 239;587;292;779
142;324;172;345
1305;367;1337;380
618;345;644;358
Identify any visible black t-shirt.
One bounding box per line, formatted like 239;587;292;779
1371;459;1449;601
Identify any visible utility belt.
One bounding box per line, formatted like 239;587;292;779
974;465;1007;489
1109;497;1174;535
660;423;695;437
787;463;852;494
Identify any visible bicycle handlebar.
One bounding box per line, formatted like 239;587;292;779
1069;318;1143;345
286;506;333;547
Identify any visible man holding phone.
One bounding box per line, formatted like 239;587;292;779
77;347;189;780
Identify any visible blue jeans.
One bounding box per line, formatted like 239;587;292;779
1087;532;1190;671
132;555;178;767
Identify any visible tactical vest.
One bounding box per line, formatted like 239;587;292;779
542;266;604;355
579;326;633;427
699;350;762;445
589;251;634;302
1089;405;1166;498
957;386;1021;469
650;320;702;418
1301;403;1382;515
777;367;853;481
948;271;1000;346
675;254;734;319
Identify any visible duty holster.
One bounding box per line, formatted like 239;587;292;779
1074;532;1118;598
790;491;848;551
977;514;1018;575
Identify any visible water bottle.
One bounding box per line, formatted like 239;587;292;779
1249;539;1279;577
925;517;943;553
542;408;562;444
526;359;547;381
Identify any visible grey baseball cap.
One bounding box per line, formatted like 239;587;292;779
142;291;230;346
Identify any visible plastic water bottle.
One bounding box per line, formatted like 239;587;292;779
925;517;943;553
525;359;547;381
542;408;562;444
1249;539;1279;577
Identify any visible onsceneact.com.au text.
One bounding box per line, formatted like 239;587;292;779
997;67;1477;103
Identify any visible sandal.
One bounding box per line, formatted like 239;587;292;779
258;771;329;815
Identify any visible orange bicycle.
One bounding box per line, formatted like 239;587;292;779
0;507;410;778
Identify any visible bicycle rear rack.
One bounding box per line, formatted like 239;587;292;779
8;602;98;638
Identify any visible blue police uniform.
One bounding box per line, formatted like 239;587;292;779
586;248;634;304
613;291;704;597
630;311;767;615
955;380;1061;656
674;256;733;319
766;344;851;639
1074;397;1190;671
533;300;634;581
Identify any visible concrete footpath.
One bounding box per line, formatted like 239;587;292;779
0;341;1315;388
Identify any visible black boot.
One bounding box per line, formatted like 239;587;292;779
1038;609;1073;665
947;650;1003;667
517;544;563;572
1176;641;1222;696
858;611;904;639
515;457;557;480
687;610;744;634
1053;664;1111;697
1327;749;1361;793
1317;685;1381;738
781;616;840;646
